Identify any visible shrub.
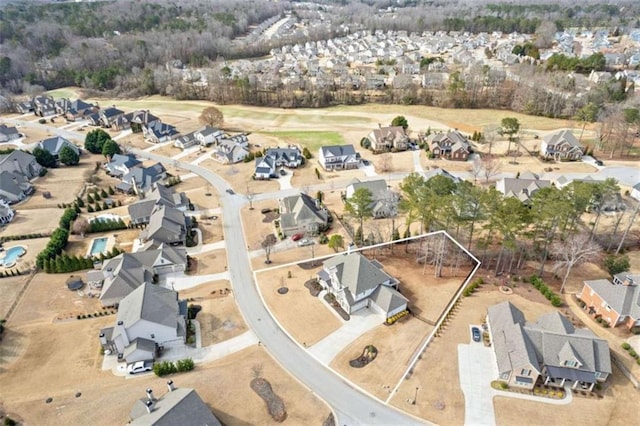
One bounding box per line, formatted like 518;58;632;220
622;343;631;350
500;382;508;390
176;358;195;372
629;349;637;358
153;361;177;377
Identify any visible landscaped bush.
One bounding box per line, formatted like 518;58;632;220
88;218;127;234
529;275;563;307
622;343;631;350
36;228;69;268
463;278;484;297
59;207;78;230
153;361;177;377
386;310;409;325
0;233;48;242
175;358;195;372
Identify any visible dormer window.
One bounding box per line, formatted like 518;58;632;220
563;360;579;368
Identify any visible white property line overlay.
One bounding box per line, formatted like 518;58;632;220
385;230;482;404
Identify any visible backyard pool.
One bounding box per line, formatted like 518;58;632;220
89;237;109;256
2;246;26;268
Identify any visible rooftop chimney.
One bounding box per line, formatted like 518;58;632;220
146;388;155;401
167;380;175;392
116;321;129;347
145;399;155;413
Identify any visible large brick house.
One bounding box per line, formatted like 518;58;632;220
578;272;640;331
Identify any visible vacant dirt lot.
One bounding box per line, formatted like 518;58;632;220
0;208;62;237
179;281;247;347
255;265;342;346
0;275;28;319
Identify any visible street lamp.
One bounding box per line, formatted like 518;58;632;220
413;386;419;405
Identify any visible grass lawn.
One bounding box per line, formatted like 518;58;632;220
260;130;345;151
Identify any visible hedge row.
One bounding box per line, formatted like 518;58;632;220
463;277;485;297
35;228;69;269
43;247;123;273
88;218;127;234
0;233;49;242
153;358;194;376
530;275;563;307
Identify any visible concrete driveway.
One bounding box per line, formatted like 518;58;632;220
458;326;498;426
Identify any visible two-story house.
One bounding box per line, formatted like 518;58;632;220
345;179;399;218
317;252;408;319
495;177;551;204
35;136;80;163
487;301;611;391
105;154;142;178
278;192;329;237
541;130;584;161
367;126;409;152
128;183;190;226
579;273;640;331
318;145;361;171
428;130;471;161
254;147;303;179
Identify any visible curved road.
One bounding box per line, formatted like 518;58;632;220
132;149;424;425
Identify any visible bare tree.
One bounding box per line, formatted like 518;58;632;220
481;155;501;183
199;106;224;128
251;363;264;378
377;153;393;173
261;234;277;264
469;156;483;182
534;21;558;48
246;183;254;210
482;124;500;155
551;233;602;293
72;218;90;237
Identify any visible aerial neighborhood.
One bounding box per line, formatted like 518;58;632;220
0;2;639;426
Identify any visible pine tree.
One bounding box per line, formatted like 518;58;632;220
102;201;108;210
95;203;102;212
108;186;115;195
100;189;108;198
55;256;64;273
76;197;85;208
94;191;101;201
87;194;94;204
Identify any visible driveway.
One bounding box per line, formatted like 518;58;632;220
458;327;498;426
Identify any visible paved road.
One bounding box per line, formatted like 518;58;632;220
132;148;425;425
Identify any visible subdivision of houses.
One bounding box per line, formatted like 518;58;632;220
33;95;56;117
35;136;80;162
128;184;190;226
428;130;471;161
367;125;409;152
495;177;551;203
55;98;95;121
0;150;42;203
317;251;408;319
345;178;399;218
105;153;142;178
0;124;20;142
139;204;189;246
128;385;222;426
254;147;303;179
143;121;179;144
116;163;167;195
487;301;611;391
278;192;329;237
318;144;361;171
578;272;640;331
95;245;187;307
99;283;187;364
540;130;584;161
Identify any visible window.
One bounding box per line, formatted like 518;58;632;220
520;369;531;376
563;360;578;368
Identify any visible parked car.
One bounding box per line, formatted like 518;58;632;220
298;238;315;247
362;159;370;166
279;169;286;176
595;159;604;166
471;327;481;342
225;188;234;195
127;361;153;375
291;233;304;241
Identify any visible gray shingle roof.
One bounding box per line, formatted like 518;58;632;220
370;285;408;313
320;144;357;157
115;282;180;330
323;252;397;299
584;276;640;320
279;193;328;230
36;136;79;157
130;387;221;426
140;204;187;244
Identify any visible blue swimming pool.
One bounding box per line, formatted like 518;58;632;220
89;237;108;256
2;246;26;267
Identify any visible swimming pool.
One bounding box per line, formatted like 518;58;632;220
2;246;26;267
89;237;108;256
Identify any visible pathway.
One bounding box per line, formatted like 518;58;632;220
278;171;293;190
186;239;226;255
166;271;231;291
412;150;425;176
308;309;385;364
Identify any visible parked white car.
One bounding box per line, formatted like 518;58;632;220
127;361;153;375
298;238;315;247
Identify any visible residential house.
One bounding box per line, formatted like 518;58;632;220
116;163;167;195
317;252;408;319
33;95;56;117
128;184;190;225
495;177;551;203
35;136;80;162
55;98;95;121
140;205;189;246
278;192;329;237
318;145;361;171
422;167;462;183
428;131;471;161
105;153;142;178
96;245;187;307
15;100;34;114
129;385;222;426
213;135;250;164
143;121;179;144
254;147;303;179
98;106;125;128
631;182;640;202
0;151;42;203
541;130;584;161
0;125;20;142
367;126;409;152
99;283;186;363
578;273;640;331
345;179;399;218
195;126;224;146
116;110;160;132
487;301;611;391
0;199;15;224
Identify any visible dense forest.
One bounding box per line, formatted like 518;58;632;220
0;0;639;117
